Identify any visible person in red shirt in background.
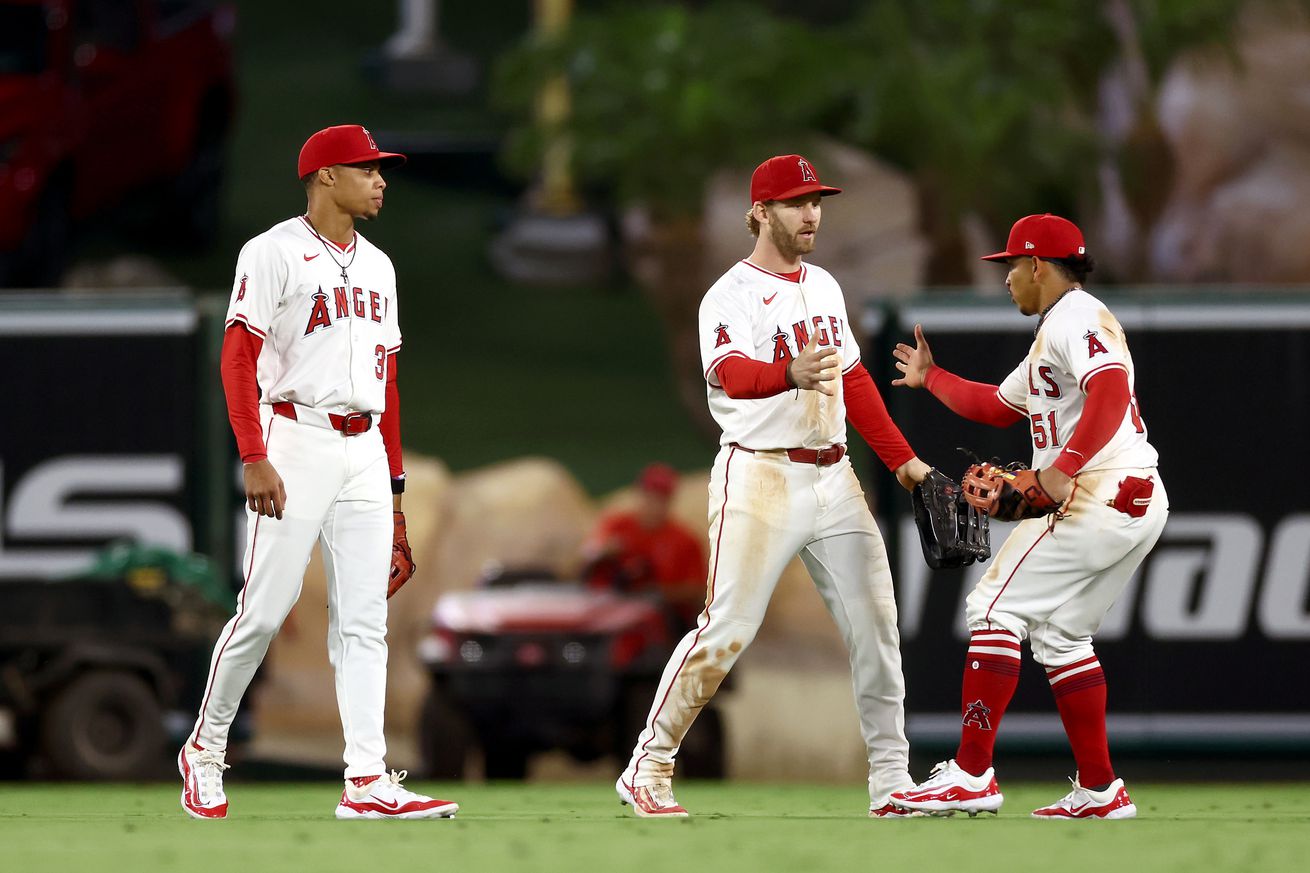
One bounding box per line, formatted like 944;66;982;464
581;463;706;629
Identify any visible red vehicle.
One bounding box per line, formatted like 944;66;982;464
417;568;727;780
0;0;236;287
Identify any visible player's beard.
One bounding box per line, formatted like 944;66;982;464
769;218;817;261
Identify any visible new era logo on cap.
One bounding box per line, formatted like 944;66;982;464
982;213;1086;262
750;154;842;203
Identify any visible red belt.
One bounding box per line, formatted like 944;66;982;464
730;443;847;467
272;401;373;435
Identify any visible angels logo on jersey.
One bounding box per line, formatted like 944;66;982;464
962;700;993;730
304;285;387;336
1084;329;1109;357
236;274;248;302
713;323;732;348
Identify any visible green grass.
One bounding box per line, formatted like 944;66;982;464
5;782;1310;873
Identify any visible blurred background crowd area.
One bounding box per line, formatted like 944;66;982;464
3;0;1310;783
6;0;1310;486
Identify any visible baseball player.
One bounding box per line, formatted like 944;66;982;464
888;214;1167;820
616;154;932;819
178;125;456;820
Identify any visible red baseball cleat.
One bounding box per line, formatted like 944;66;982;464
335;770;459;820
1031;776;1137;820
889;759;1004;817
179;744;230;820
616;777;689;817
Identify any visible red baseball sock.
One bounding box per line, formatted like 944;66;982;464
1046;656;1114;788
955;630;1021;776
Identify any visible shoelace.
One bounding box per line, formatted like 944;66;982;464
193;751;230;797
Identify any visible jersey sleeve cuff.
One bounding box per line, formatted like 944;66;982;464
225;314;268;338
704;350;748;384
996;391;1027;415
1078;362;1128;393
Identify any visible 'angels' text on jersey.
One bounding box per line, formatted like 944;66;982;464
224;216;402;414
699;260;860;450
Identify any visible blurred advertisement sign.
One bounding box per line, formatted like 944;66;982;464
0;294;200;578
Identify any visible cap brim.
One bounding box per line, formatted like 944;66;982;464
340;151;407;169
764;183;842;202
980;250;1017;262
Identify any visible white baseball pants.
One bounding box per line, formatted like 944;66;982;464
189;405;393;778
966;467;1169;668
623;444;913;805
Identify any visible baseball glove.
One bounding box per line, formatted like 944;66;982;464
962;462;1061;522
911;468;991;569
388;510;416;599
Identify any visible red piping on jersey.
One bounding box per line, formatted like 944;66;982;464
631;446;735;782
224;313;267;339
705;349;749;381
1052;368;1131;477
715;355;791;399
194;415;277;745
298;215;356;253
739;259;805;283
997;391;1027;415
1078;362;1127;393
984;526;1051;628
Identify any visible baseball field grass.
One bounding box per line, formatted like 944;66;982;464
5;781;1309;873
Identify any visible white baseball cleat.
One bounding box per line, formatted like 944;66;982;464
869;801;927;818
1031;775;1137;820
889;759;1004;817
335;770;459;820
616;776;689;817
179;744;230;820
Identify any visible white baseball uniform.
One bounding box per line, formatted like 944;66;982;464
189;216;400;778
968;287;1168;668
621;259;914;807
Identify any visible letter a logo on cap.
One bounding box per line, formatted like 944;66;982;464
362;127;378;150
797;158;817;183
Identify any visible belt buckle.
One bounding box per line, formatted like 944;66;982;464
817;445;840;466
340;412;370;435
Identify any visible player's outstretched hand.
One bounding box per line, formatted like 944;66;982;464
244;459;287;520
894;456;933;492
892;323;934;388
787;329;840;396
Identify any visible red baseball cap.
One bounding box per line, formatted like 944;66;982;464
297;124;406;179
637;463;678;497
981;213;1086;262
750;154;842;203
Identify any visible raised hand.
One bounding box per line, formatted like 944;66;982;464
892;323;935;389
787;329;841;396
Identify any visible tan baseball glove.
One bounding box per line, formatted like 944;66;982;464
962;462;1061;522
388;510;416;599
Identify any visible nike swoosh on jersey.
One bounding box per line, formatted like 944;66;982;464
763;292;778;305
304;253;320;261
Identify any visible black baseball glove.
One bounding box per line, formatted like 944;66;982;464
911;468;992;569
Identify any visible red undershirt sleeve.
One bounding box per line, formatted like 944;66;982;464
924;365;1026;427
1051;368;1131;477
843;363;916;471
379;352;404;480
714;355;792;399
220;323;266;464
